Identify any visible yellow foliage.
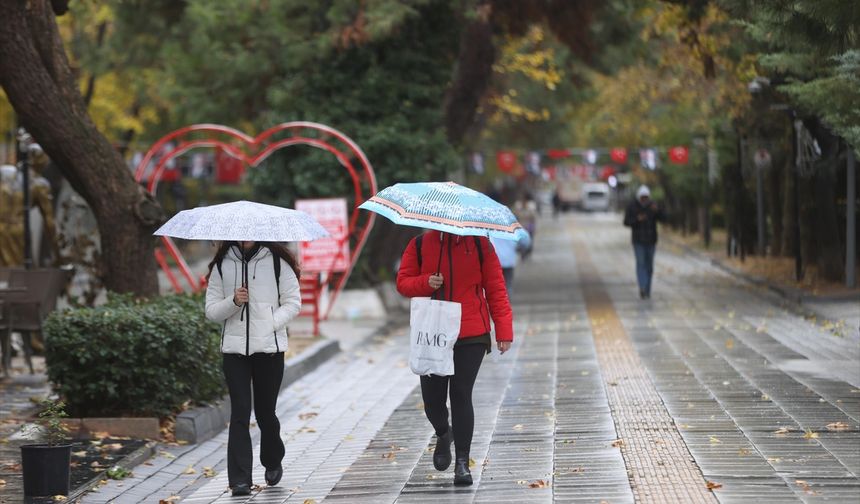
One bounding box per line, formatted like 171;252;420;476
572;3;751;147
489;26;563;124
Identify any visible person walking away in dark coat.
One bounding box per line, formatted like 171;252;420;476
397;231;513;486
623;185;665;299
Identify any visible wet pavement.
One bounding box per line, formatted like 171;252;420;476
77;212;860;503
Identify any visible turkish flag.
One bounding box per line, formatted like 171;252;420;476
610;148;628;163
599;166;616;181
496;151;518;173
668;146;689;165
546;149;570;159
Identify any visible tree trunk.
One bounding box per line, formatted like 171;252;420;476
444;2;495;144
806;119;844;281
781;152;796;257
0;0;163;297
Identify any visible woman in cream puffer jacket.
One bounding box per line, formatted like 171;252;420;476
205;242;301;355
204;240;301;494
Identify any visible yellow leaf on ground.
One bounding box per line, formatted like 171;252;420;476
528;479;549;488
303;500;316;504
803;429;819;439
706;480;722;490
725;339;734;350
611;439;624;448
182;466;197;475
469;458;476;468
709;436;722;444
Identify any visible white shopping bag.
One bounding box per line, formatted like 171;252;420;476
409;297;461;376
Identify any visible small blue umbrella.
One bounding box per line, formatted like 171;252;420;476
359;181;528;241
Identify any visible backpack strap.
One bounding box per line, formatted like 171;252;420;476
474;236;483;267
415;234;424;269
273;255;281;294
216;258;223;278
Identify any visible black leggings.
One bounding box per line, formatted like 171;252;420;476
223;352;285;486
420;344;485;455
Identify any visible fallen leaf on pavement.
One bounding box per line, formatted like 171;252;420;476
725;339;734;350
0;479;5;487
53;497;67;502
303;499;316;504
795;479;817;495
706;480;722;490
709;436;722;444
774;427;791;435
803;429;819;439
298;412;318;421
299;427;317;433
611;439;624;448
202;467;216;478
527;479;549;488
825;422;851;431
72;450;87;457
469;458;476;468
738;448;751;456
513;424;524;431
158;496;181;504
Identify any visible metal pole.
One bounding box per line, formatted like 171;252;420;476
756;163;765;255
16;127;33;270
847;146;856;288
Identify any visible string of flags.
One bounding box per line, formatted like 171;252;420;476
470;146;691;176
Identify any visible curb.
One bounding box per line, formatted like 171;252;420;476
175;338;342;445
67;440;158;501
665;235;859;321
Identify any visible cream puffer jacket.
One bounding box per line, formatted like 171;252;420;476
205;245;301;355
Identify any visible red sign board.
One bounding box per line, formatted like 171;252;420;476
295;198;350;272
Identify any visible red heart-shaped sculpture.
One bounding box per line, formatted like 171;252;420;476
135;122;377;322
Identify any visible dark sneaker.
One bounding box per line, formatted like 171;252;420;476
453;453;472;486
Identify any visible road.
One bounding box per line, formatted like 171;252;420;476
84;212;860;503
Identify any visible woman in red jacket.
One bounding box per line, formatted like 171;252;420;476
396;230;513;485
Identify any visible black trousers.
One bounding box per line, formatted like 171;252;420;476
222;352;285;487
420;344;486;456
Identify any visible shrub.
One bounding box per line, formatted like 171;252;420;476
44;294;225;417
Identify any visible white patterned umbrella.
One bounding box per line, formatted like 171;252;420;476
153;200;329;242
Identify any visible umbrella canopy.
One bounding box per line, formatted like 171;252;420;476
154;200;329;242
359;181;528;241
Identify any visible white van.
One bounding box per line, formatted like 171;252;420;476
581;182;611;211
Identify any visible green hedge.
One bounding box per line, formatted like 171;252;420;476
44;294;225;417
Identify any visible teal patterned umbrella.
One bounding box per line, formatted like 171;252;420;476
359;181;527;241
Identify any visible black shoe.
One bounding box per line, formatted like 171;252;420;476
453;452;472;486
639;290;646;299
433;428;453;471
232;483;251;496
265;465;283;486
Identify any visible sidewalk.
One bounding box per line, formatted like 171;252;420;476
662;229;860;340
15;212;860;503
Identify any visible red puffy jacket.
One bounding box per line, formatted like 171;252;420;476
396;230;513;342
